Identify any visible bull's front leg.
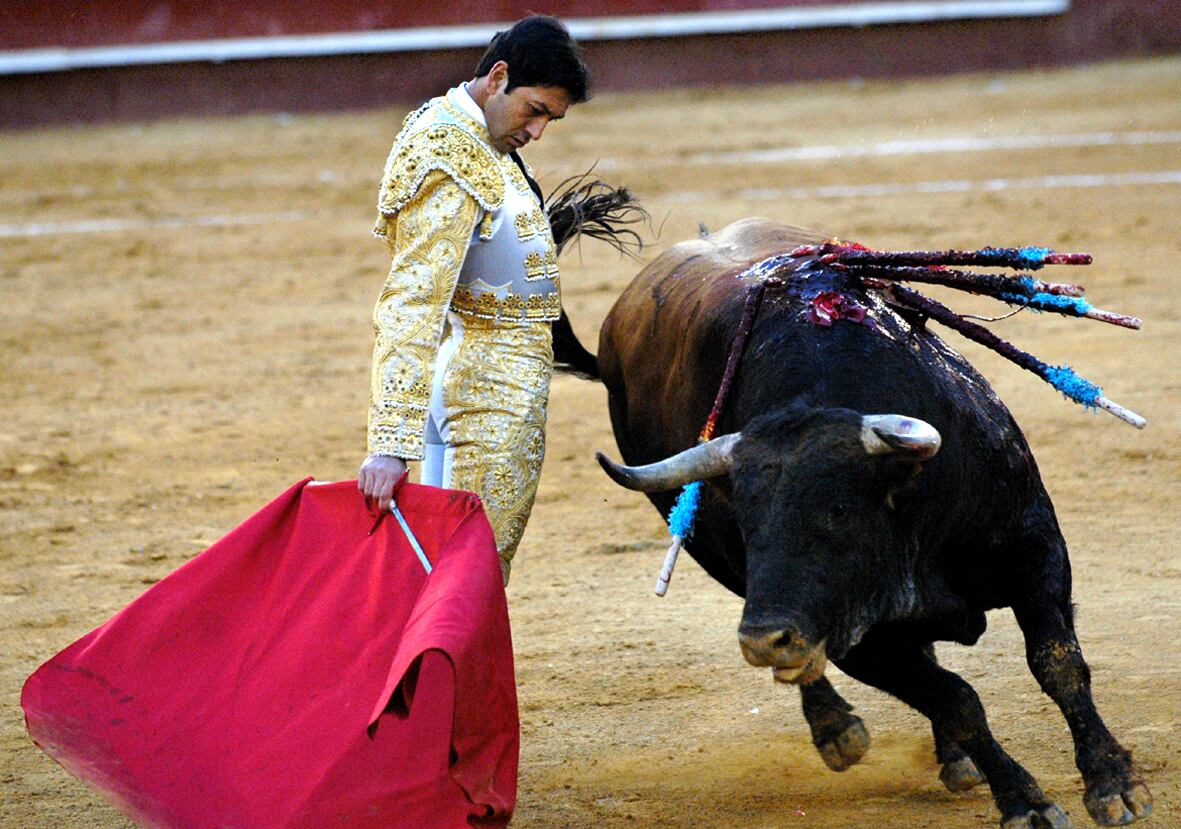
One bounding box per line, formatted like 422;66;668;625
922;644;986;792
799;676;870;771
1013;599;1152;826
796;664;984;790
837;632;1073;829
934;718;986;792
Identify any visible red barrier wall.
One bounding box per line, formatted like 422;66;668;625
3;1;867;49
2;1;1179;128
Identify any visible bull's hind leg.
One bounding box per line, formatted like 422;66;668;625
1013;599;1152;825
837;633;1072;829
799;677;870;771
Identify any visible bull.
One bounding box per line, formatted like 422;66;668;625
569;218;1151;828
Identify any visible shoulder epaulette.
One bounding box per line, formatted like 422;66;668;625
376;106;504;217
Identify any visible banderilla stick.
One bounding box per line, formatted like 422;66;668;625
841;264;1085;297
852;266;1139;329
793;243;1092;271
655;535;681;597
882;284;1145;428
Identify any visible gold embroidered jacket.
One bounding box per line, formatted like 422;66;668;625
368;88;560;459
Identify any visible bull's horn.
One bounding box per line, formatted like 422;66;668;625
860;415;942;459
596;433;741;492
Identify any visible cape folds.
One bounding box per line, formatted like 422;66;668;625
21;478;518;829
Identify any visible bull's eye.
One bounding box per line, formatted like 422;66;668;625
738;461;781;497
811;500;849;535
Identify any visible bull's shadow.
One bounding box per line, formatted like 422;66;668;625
572;218;1151;829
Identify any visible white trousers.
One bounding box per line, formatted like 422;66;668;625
421;312;463;490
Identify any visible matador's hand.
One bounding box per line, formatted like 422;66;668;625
358;455;408;512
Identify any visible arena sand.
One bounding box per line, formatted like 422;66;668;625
2;56;1179;828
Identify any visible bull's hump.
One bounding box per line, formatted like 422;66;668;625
639;219;826;297
693;218;827;271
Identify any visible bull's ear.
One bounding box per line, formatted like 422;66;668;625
860;415;941;460
883;455;928;510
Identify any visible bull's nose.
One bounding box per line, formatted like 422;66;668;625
737;626;828;684
737;626;812;668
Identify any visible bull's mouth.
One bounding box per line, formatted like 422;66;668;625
771;652;827;685
738;629;828;685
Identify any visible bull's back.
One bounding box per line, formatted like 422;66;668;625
600;219;826;460
611;218;824;319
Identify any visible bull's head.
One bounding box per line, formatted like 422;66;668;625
597;406;940;684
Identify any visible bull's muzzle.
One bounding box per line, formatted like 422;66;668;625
738;627;828;685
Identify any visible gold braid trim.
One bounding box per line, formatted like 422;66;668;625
375;122;504;238
450;286;562;322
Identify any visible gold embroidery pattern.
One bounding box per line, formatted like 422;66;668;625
451;286;562;322
514;207;549;241
505;160;534;196
442;316;553;582
368;170;479;459
375;107;504;228
523;248;560;282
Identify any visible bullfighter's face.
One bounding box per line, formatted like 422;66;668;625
730;407;930;684
481;60;571;154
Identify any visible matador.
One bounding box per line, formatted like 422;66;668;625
358;17;590;584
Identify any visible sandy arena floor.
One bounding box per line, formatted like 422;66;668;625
2;56;1179;828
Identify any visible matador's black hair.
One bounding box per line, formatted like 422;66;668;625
474;16;590;103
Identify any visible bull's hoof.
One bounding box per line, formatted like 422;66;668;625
1084;781;1152;825
939;756;985;792
1001;803;1074;829
815;717;870;772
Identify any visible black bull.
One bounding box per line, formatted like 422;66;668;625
569;219;1151;828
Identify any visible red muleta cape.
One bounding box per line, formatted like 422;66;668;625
21;478;518;829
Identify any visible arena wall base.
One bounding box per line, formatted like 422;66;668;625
2;0;1178;129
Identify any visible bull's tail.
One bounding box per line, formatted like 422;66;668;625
547;174;648;257
546;173;649;381
552;310;600;380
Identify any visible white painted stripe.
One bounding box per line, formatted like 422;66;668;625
0;0;1070;74
684;130;1181;166
574;0;1070;39
1;130;1171;209
2;169;1176;240
665;169;1181;203
0;211;308;238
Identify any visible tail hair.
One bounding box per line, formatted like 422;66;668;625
546;172;648;257
546;172;649;380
